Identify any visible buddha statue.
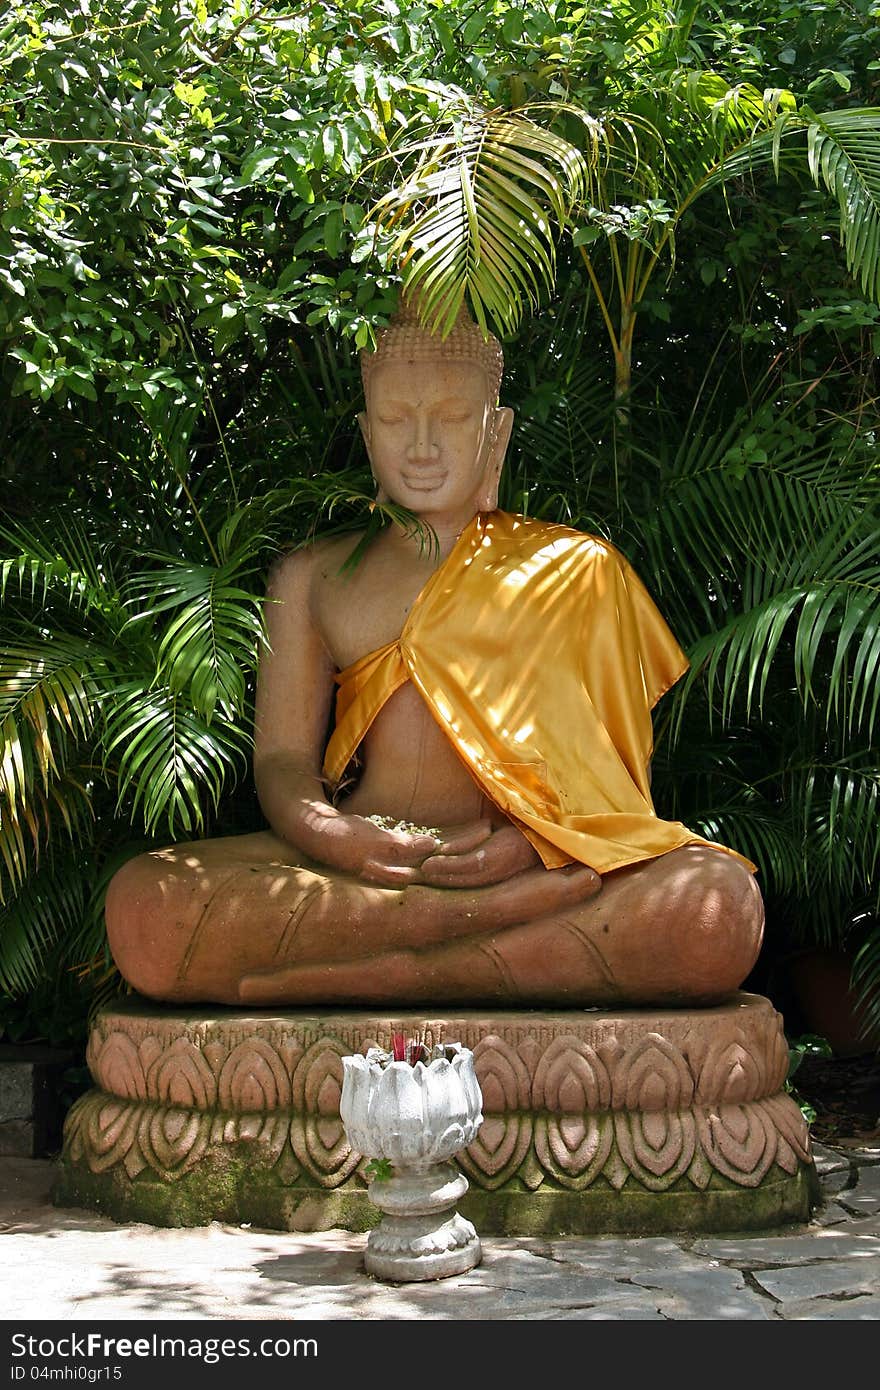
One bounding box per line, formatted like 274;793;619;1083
106;302;764;1009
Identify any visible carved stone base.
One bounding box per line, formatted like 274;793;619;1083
364;1164;481;1281
55;993;819;1235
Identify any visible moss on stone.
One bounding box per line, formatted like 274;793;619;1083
54;1147;815;1237
458;1164;816;1237
53;1147;379;1234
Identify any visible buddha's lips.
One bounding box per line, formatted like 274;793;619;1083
401;470;447;490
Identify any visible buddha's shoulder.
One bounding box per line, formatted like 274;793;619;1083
269;531;368;592
491;511;623;566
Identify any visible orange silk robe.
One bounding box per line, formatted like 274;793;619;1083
323;510;754;876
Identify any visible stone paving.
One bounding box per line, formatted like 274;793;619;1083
1;1143;878;1321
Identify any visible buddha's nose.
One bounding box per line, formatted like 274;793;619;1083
406;415;440;463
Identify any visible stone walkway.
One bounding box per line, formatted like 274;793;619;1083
1;1144;878;1321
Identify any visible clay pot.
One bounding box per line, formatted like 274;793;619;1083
788;948;880;1059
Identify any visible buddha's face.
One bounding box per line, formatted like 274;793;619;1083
359;360;513;521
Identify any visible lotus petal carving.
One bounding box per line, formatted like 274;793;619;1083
471;1035;530;1112
146;1038;216;1109
458;1113;533;1188
91;1032;147;1100
532;1035;611;1113
695;1033;765;1105
536;1112;614;1187
218;1039;291;1111
85;1095;141;1174
612;1033;694;1112
137;1104;210;1177
697;1102;776;1186
615;1109;697;1189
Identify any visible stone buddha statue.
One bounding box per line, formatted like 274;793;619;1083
106;302;764;1009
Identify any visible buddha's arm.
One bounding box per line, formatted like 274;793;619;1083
253;547;487;886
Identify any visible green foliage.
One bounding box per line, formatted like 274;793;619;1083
368;100;597;334
0;0;402;414
785;1032;834;1124
363;1157;394;1183
1;0;879;1049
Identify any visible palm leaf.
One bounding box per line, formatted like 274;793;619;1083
703;105;880;307
124;559;266;722
800;759;880;899
369;105;595;336
650;706;807;889
675;72;797;142
0;639;101;894
0;847;88;993
0;518;121;622
675;574;880;737
64;839;158;978
103;683;250;837
0;637;97;745
506;354;617;523
690;804;805;891
852;931;880;1041
803;109;880;304
0;765;95;902
627;394;880;735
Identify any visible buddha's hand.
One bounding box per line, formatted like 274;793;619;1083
418;822;552;888
330;813;494;887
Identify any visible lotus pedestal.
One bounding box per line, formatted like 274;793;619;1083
55;994;818;1235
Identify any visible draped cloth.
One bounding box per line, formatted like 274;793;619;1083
323;510;755;876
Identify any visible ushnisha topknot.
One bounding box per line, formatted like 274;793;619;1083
360;295;504;401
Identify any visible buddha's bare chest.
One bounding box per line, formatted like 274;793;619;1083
309;539;489;818
311;546;438;669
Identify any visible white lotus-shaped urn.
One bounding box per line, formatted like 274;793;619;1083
340;1043;484;1282
341;1044;483;1170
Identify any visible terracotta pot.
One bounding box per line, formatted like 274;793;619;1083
788;948;880;1058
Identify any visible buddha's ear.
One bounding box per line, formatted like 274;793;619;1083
476;406;514;511
358;411;388;502
357;411;371;453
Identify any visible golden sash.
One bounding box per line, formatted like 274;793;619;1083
323;511;754;876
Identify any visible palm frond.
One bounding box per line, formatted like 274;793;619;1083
800;759;880;900
803;109;880;304
674;573;880;737
0;639;101;894
0;766;95;902
0;848;87;993
64;839;157;978
650;709;807;890
852;929;880;1041
0;637;97;744
625;392;880;736
124;559;266;723
690;804;806;890
675;72;797;141
506;354;617;523
369;104;595;336
703;105;880;307
103;683;250;837
0;518;120;620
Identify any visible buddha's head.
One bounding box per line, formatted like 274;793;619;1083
358;298;514;519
